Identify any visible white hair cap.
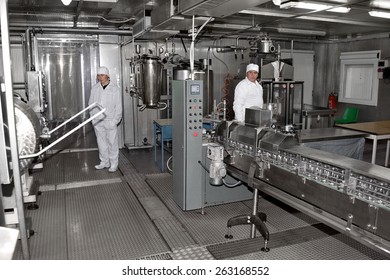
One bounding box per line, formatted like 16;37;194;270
97;66;109;76
246;63;259;73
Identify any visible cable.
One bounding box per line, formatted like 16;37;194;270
222;178;242;188
212;39;230;72
158;102;167;110
166;155;173;174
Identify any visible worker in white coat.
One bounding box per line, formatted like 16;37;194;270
233;63;263;122
89;66;122;172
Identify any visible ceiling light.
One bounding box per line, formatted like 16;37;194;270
280;1;350;13
327;7;351;13
368;10;390;19
277;27;326;36
61;0;72;6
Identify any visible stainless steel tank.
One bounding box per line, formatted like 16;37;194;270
140;55;163;108
173;67;213;116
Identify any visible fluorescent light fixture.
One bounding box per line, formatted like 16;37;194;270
368;10;390;19
210;23;254;30
277;27;326;36
280;1;350;13
61;0;72;5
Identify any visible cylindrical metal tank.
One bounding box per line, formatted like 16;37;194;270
173;67;213;116
140;55;163;108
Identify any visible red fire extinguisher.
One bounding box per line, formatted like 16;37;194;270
328;92;336;110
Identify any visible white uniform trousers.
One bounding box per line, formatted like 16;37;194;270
93;119;119;169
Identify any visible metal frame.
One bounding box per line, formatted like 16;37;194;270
19;102;105;159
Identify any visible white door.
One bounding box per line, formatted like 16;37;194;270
281;50;314;105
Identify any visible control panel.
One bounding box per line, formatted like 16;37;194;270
187;83;203;137
172;80;204;210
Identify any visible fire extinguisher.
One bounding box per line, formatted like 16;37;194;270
328;92;336;109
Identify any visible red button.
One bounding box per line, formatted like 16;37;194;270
193;132;198;137
194;105;197;109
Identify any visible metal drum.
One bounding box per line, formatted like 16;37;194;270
14;98;40;173
140;55;163;108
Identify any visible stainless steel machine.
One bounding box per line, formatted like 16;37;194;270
130;54;165;110
214;116;390;255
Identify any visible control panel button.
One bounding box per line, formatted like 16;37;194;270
193;131;199;137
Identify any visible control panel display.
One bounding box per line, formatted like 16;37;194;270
190;84;201;95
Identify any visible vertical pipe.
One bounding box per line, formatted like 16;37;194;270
25;28;32;71
207;47;211;117
0;0;30;259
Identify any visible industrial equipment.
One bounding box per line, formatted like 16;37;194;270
214;117;390;255
172;80;252;211
172;80;204;210
172;58;214;117
262;81;304;130
130;54;165;110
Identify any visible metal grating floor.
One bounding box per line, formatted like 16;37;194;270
12;146;390;260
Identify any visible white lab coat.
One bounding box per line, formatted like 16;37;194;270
233;77;263;122
88;82;122;169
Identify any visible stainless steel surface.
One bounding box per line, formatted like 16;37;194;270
14;98;40;170
245;107;272;127
262;81;304;128
26;71;46;113
37;38;98;120
217;120;390;255
140;55;164;108
297;127;369;143
302;104;335;129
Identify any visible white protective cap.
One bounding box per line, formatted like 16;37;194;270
97;66;109;76
246;63;259;73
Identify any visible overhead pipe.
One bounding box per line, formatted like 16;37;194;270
10;25;132;36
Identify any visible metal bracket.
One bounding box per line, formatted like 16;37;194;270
367;204;379;233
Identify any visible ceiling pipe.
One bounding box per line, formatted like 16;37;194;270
9;25;132;35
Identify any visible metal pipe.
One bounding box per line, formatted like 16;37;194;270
25;28;33;71
207;47;211;117
10;25;132;35
0;0;30;260
48;102;102;135
20;103;106;159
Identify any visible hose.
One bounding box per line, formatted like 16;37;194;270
222;178;242;188
166;155;173;174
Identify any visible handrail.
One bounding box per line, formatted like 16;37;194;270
19;102;105;159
